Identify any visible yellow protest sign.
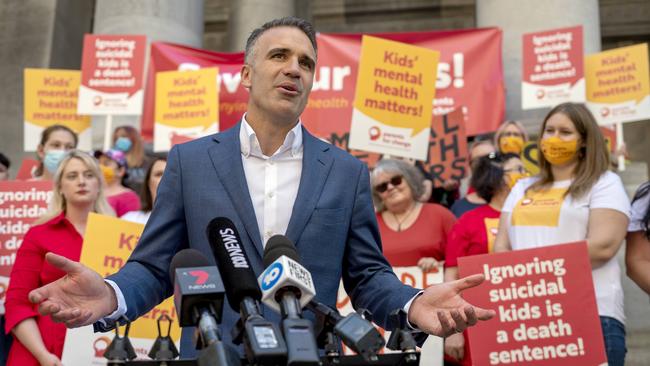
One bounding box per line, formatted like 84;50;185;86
585;43;650;124
154;67;219;152
23;68;91;151
62;213;180;364
349;36;440;160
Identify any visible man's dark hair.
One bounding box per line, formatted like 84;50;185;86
244;16;317;63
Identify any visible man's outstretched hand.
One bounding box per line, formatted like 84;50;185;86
408;274;495;337
29;252;118;328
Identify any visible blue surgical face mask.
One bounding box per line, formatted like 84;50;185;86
114;137;132;152
43;150;66;174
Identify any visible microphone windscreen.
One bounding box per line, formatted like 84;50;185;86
169;248;211;283
263;235;301;268
206;217;262;311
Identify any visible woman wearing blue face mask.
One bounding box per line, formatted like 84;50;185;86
112;126;149;193
31;125;78;181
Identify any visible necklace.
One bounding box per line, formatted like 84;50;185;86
390;203;418;232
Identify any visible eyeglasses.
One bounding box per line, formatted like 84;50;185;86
375;175;403;193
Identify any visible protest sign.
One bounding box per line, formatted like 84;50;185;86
78;34;146;115
521;142;540;176
458;241;607;366
0;181;51;312
24;68;91;151
15;159;39;181
348;36;439;160
585;43;650;125
420;107;468;186
62;213;180;365
522;26;584;109
337;265;444;365
154;68;219;152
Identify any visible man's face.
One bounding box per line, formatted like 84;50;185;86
241;26;316;124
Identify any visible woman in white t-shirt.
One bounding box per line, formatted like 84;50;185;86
626;181;650;295
494;102;630;366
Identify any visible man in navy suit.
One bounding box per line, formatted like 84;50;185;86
29;17;494;356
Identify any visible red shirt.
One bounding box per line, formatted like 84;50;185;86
5;212;83;366
443;205;500;366
107;190;141;217
445;204;501;267
377;203;456;266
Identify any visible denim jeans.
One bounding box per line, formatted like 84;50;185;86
600;316;626;366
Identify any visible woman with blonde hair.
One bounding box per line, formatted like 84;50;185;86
494;120;528;155
494;102;630;366
5;150;114;366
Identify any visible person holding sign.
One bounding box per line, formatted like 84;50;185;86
451;138;497;218
494;102;630;366
443;152;525;365
26;17;495;357
30;125;78;182
626;181;650;295
371;159;456;270
5;151;114;366
494;120;528;156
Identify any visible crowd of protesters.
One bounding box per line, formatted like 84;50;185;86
1;101;649;365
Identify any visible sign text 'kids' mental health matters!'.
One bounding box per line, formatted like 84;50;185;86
24;69;92;151
78;34;146;115
586;43;650;125
349;36;440;161
154;67;219;152
522;26;584;110
62;213;180;366
458;242;607;366
0;181;52;312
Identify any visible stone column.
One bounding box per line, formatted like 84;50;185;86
225;0;310;52
91;0;205;148
0;0;93;176
476;0;601;134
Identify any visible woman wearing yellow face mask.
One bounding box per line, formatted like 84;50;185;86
494;102;630;366
494;120;528;155
97;149;141;217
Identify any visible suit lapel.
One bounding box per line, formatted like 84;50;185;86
286;128;333;246
207;123;264;257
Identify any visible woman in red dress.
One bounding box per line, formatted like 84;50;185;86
371;159;456;270
5;151;114;366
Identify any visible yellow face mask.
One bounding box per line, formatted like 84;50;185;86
100;165;115;184
499;136;524;154
505;171;526;190
540;137;579;165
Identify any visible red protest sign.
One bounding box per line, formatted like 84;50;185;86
421;107;468;186
0;181;52;304
522;26;584;109
78;34;147;115
458;241;606;366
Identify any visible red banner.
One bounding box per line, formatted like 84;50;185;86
141;28;504;145
458;242;606;366
0;181;52;307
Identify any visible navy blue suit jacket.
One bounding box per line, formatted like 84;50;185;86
104;123;419;357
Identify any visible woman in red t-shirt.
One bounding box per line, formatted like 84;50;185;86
371;159;456;270
5;151;114;366
443;152;525;365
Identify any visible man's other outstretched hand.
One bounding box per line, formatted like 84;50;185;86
29;252;118;328
408;273;495;337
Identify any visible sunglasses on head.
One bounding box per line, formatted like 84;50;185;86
375;175;403;193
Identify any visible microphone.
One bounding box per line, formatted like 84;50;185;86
258;235;320;365
306;300;385;362
169;249;240;366
206;217;287;365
